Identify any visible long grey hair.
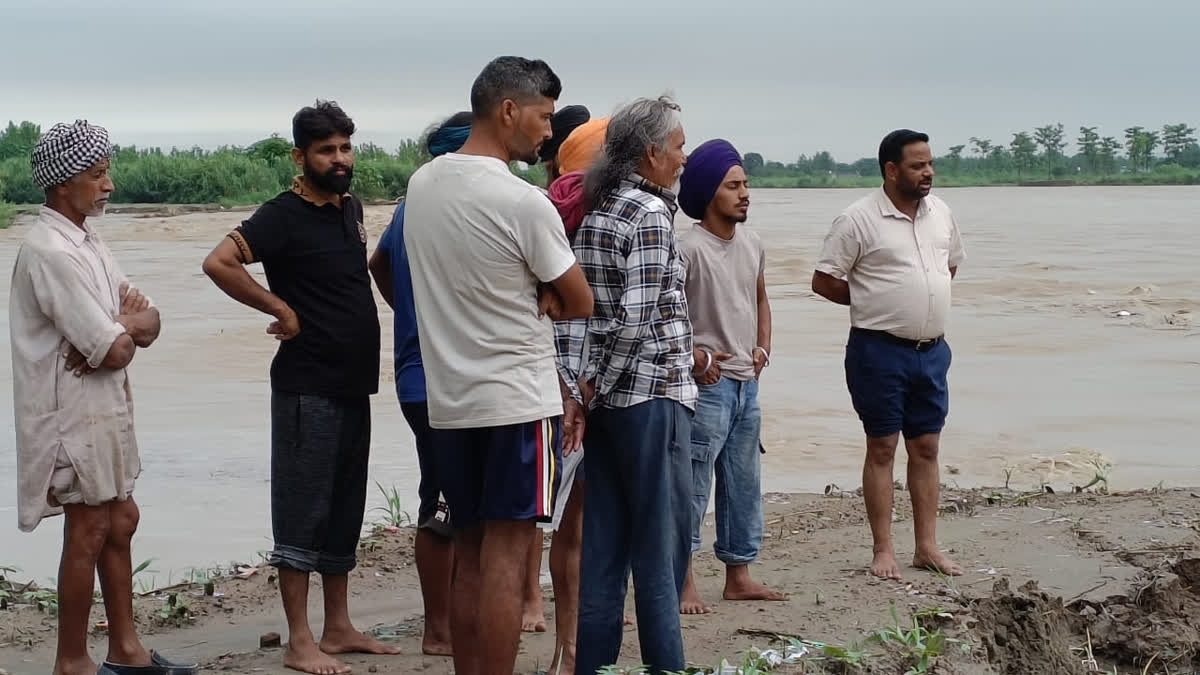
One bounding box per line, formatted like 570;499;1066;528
583;95;682;210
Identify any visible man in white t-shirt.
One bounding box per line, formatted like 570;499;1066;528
403;55;594;675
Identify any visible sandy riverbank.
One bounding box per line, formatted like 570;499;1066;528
2;485;1198;674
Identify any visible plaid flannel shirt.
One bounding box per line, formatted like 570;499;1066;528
569;175;697;411
554;318;587;404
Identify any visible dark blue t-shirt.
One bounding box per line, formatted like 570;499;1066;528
376;199;425;402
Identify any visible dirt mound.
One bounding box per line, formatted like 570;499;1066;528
966;578;1086;675
1068;557;1200;669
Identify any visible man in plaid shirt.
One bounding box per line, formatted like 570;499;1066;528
569;95;698;675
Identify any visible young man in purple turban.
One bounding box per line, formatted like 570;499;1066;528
676;139;786;614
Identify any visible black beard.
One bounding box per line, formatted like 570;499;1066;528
898;182;927;201
305;164;353;195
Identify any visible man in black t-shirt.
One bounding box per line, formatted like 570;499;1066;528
203;101;395;675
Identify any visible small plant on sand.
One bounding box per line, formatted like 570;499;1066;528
797;637;872;671
184;567;220;596
155;592;192;626
869;605;947;675
932;568;963;598
371;482;413;528
22;588;58;616
0;566;18;610
1074;459;1113;494
132;559;162;595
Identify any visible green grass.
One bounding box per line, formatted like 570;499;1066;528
869;605;950;675
371;482;413;528
0;200;16;228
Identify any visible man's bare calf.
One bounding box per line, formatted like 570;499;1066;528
863;432;962;580
547;484;584;674
520;535;548;633
56;500;162;675
413;529;454;656
906;433;963;576
449;520;537;675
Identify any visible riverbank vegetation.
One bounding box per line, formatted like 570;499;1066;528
742;122;1200;188
1;119;1196;227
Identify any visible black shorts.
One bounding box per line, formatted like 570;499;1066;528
433;417;562;531
268;391;370;575
400;401;452;538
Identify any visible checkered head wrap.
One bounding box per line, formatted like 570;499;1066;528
31;120;112;189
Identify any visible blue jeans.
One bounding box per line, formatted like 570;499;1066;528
576;399;693;675
690;377;763;565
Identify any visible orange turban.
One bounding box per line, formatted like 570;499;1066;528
557;118;609;174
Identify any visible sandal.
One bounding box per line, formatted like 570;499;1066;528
102;650;199;675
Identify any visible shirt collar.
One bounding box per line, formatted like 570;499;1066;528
625;174;679;216
291;175;350;208
39;205;93;247
875;186;931;222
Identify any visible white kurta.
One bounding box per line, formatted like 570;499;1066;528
9;206;142;532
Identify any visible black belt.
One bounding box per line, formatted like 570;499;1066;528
852;327;943;352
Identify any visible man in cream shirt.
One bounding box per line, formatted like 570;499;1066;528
812;128;966;582
10;120;194;675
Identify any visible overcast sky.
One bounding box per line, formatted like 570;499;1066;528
2;0;1196;161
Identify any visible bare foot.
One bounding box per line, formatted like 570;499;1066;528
679;563;712;615
104;643;154;668
871;549;903;580
913;549;964;576
723;580;788;602
53;655;99;675
421;636;453;657
623;614;633;626
521;609;548;633
420;619;452;656
318;627;402;656
679;583;712;615
723;564;788;602
284;641;352;675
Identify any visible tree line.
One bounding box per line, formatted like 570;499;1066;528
3;118;1199;227
743;122;1199;183
0;121;546;222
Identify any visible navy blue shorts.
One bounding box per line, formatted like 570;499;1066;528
400;402;452;537
433;417;563;531
844;328;952;439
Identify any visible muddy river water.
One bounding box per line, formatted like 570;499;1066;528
2;186;1197;579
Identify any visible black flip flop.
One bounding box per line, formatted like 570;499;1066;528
103;651;199;675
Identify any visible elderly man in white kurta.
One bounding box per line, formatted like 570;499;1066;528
9;120;195;675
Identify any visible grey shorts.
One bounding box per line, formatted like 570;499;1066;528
538;444;583;532
268;391;371;576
